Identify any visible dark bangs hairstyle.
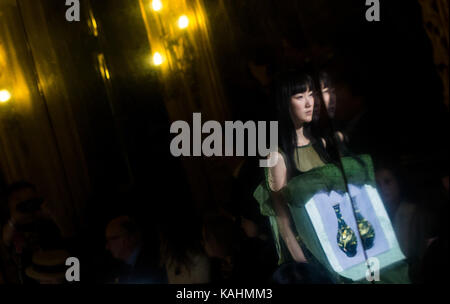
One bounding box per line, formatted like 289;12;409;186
275;70;331;177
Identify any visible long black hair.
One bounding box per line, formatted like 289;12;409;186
274;70;331;178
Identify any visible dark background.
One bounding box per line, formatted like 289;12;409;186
0;0;448;272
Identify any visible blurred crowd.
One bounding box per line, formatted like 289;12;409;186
0;156;448;284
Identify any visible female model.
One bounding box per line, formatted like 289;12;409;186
254;70;410;283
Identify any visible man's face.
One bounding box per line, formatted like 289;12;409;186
376;169;401;210
105;222;128;261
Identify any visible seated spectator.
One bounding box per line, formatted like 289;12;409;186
104;215;167;284
202;214;274;283
162;250;210;284
1;181;62;284
375;163;437;282
159;216;211;284
202;215;237;283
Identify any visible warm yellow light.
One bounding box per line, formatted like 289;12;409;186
0;89;11;103
153;52;163;65
90;16;98;37
178;15;189;29
151;0;162;11
88;9;98;37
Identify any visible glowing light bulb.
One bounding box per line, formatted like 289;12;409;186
0;90;11;103
178;15;189;29
152;0;162;11
153;52;163;66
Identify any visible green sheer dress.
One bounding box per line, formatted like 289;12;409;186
254;144;410;284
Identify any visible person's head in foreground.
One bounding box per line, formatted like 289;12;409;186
105;215;142;263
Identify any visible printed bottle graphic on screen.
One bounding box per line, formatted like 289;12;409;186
352;199;375;250
333;204;357;257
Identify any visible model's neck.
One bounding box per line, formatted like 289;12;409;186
295;125;310;146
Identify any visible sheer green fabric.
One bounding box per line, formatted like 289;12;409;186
253;153;410;283
255;154;375;217
294;144;326;173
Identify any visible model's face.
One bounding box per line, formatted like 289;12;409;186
290;87;314;125
321;83;331;109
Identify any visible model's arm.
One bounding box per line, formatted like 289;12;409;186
268;152;307;263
